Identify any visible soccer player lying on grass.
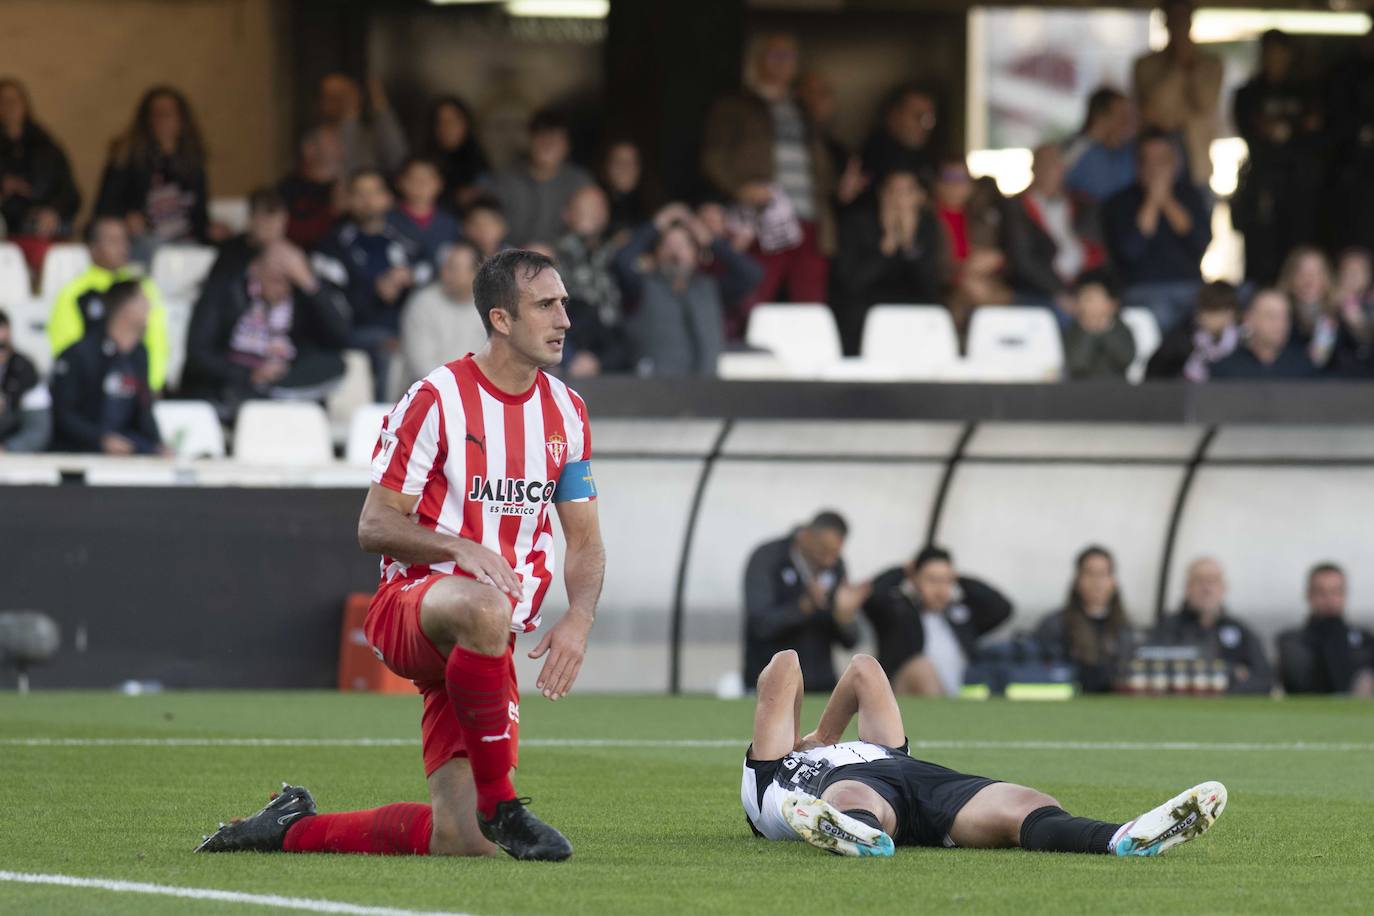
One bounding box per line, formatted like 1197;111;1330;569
742;650;1227;858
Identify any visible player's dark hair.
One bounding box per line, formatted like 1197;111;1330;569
1307;562;1345;586
912;546;952;572
807;510;848;538
1063;545;1128;667
0;308;10;329
103;279;146;320
473;249;557;334
248;186;286;215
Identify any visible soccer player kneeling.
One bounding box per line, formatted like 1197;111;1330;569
197;251;604;861
742;650;1226;858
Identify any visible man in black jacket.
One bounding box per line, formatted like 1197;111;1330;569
50;280;163;455
862;546;1012;696
182;239;349;419
830;170;948;354
1277;563;1374;697
1149;557;1273;694
743;511;870;693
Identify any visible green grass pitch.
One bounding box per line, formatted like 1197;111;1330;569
1;691;1372;914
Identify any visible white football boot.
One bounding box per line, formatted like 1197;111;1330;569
1112;781;1227;857
780;792;896;858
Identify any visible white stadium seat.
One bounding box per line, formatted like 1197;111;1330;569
209;196;250;235
819;358;902;381
745;303;842;377
233;401;334;465
965;306;1064;382
326;350;377;444
860;304;959;380
716;351;790;380
39;242;91;308
153;400;226;459
345;403;391;467
163;298;195;391
1121;307;1162;384
151;244;217;304
0;242;31;310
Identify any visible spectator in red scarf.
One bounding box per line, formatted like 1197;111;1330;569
933;154;974;271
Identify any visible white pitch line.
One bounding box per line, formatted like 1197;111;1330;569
2;737;1372;752
0;870;473;916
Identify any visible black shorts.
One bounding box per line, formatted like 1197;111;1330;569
821;747;998;848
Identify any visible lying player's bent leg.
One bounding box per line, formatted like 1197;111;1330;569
781;793;895;858
948;783;1065;849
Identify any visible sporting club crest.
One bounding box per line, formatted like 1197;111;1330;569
546;432;567;465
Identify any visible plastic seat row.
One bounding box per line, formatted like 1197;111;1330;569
154;399;390;466
737;303;1163;383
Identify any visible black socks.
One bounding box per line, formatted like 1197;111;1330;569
1019;806;1120;854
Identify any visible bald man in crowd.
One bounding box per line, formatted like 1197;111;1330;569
1149;557;1273;694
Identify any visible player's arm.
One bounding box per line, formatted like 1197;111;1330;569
357;484;520;595
528;498;604;701
804;655;904;749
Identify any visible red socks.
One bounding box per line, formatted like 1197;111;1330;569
283;803;433;855
445;644;517;818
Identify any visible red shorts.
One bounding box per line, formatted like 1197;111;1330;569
364;572;521;777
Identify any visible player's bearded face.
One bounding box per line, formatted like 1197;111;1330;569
503;267;572;368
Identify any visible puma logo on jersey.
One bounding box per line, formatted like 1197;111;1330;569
480;725;512;744
466;433;486;454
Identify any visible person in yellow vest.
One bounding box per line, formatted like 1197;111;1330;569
47;215;169;392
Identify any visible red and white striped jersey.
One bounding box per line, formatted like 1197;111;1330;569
370;355;594;632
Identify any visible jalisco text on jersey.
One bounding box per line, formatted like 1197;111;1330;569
468;476;557;504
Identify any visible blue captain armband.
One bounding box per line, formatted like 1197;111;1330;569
553;459;597;502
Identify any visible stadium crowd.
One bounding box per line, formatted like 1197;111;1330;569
744;512;1374;699
3;3;1374;453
